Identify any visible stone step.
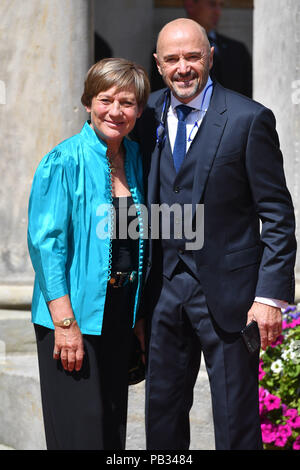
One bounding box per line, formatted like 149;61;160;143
0;308;214;450
0;310;36;354
0;444;15;450
0;352;46;450
0;349;214;450
126;365;215;451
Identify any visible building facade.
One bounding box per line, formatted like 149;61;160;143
0;0;299;309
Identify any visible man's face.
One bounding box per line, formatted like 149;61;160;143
183;0;224;32
154;24;213;104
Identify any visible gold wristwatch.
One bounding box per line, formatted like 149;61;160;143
53;317;76;328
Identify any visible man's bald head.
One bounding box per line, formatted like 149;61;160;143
154;18;214;103
156;18;210;59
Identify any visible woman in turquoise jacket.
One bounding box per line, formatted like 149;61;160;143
27;58;150;450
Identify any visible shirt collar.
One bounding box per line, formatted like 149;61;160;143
80;120;108;150
170;76;213;114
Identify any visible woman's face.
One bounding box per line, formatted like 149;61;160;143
86;85;142;144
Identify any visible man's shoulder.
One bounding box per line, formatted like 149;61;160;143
147;88;168;108
217;84;276;127
216;82;264;111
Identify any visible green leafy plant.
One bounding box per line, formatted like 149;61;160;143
259;306;300;450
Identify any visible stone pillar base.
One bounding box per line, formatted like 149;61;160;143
0;285;33;310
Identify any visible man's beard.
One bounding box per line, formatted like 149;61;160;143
163;69;209;101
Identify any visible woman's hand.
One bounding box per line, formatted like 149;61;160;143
53;321;85;372
48;295;85;372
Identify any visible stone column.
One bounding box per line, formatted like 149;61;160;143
254;0;300;300
0;0;93;307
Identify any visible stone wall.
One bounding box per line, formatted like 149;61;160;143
1;1;298;310
254;0;300;299
0;0;93;306
94;1;253;80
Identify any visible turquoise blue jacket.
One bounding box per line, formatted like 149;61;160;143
27;121;145;335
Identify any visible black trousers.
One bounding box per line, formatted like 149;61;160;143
34;284;134;450
145;266;263;450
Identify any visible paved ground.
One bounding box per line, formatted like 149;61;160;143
126;361;215;450
0;355;214;451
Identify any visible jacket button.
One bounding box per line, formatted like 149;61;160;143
174;186;181;193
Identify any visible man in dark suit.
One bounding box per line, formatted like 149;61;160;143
134;18;296;450
150;0;252;97
94;32;113;62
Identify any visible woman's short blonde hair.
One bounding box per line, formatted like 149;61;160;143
81;58;150;109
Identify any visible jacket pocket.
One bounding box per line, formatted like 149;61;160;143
226;245;262;271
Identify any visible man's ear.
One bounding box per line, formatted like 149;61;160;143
209;46;214;71
153;53;163;76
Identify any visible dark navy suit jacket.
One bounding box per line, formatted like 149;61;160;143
134;82;297;332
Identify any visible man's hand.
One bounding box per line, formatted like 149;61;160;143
247;301;282;350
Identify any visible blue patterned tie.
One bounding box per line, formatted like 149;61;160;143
173;105;192;173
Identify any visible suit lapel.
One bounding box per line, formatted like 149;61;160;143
147;84;227;214
191;83;227;216
147;144;160;207
147;91;169;207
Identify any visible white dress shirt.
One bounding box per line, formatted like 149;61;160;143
167;76;288;311
168;76;213;153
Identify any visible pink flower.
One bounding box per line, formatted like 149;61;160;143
259;403;265;414
259;362;266;380
277;424;292;438
289;417;300;428
264;393;281;411
270;335;284;347
281;403;288;414
284;409;300;429
259;387;268;412
293;436;300;450
283;318;300;329
261;423;276;444
274;434;288;447
259;387;267;401
284;408;298;419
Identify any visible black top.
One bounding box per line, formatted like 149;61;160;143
111;196;139;272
